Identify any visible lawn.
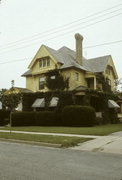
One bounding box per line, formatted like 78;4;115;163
1;124;122;136
0;132;91;147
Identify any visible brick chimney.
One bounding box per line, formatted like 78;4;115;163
75;33;83;65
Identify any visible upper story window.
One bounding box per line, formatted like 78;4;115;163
74;72;79;81
39;57;51;68
47;59;50;66
106;78;111;86
39;77;45;90
105;66;111;75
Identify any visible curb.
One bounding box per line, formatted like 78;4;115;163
0;138;62;148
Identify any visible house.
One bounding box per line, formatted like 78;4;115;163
22;33;118;93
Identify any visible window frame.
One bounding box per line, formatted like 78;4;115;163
74;72;79;81
39;77;45;90
39;57;51;68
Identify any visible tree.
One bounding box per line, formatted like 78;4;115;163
2;93;21;111
96;73;111;92
115;77;122;92
1;87;22;111
0;89;7;109
45;70;69;91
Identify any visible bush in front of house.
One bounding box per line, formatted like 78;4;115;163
11;111;62;126
35;111;62;126
11;112;36;126
62;105;96;127
0;110;10;126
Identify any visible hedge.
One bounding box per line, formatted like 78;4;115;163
11;111;61;126
0;110;10;126
35;111;61;126
11;106;96;127
62;105;96;127
11;112;36;126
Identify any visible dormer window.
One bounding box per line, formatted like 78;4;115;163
74;72;79;81
39;57;50;68
105;66;111;75
47;59;50;66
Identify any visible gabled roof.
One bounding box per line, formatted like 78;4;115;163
4;87;33;95
45;45;87;71
22;44;117;78
44;46;111;73
21;70;32;77
85;55;110;73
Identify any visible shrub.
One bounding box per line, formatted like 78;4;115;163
0;110;10;126
62;105;96;127
35;111;62;126
11;111;62;126
11;112;36;126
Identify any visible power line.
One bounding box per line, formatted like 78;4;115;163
0;12;121;55
0;39;122;65
84;40;122;49
0;8;122;51
0;3;122;50
0;58;32;65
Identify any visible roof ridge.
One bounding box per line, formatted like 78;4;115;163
87;55;111;60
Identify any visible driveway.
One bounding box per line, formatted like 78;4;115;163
71;131;122;154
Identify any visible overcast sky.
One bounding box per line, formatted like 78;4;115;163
0;0;122;89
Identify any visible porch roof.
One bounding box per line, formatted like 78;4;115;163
108;100;120;108
49;97;59;107
32;98;45;108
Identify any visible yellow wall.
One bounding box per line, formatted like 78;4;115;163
26;69;87;92
103;57;117;91
31;46;57;75
62;69;87;90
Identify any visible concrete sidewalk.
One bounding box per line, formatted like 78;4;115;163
0;129;122;154
71;131;122;154
0;129;99;138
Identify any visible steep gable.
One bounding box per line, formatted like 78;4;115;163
28;45;59;69
104;55;118;79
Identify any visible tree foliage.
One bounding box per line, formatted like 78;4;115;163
0;88;21;111
45;70;69;91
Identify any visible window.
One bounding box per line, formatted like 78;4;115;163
39;60;43;67
74;72;79;81
39;77;45;90
43;59;46;67
39;57;50;68
106;78;111;85
51;75;55;79
47;59;50;66
106;67;111;75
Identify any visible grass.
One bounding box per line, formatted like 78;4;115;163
0;132;92;147
1;124;122;136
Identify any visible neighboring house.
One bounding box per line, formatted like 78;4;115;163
22;33;118;93
4;87;33;95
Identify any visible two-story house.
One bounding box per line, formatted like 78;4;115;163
22;33;118;93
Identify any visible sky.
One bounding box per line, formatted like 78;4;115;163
0;0;122;89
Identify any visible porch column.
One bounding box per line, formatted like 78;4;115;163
94;76;96;90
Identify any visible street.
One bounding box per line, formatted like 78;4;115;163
0;141;122;180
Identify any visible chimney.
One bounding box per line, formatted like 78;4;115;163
75;33;83;65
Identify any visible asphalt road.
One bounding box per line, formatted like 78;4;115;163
0;141;122;180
